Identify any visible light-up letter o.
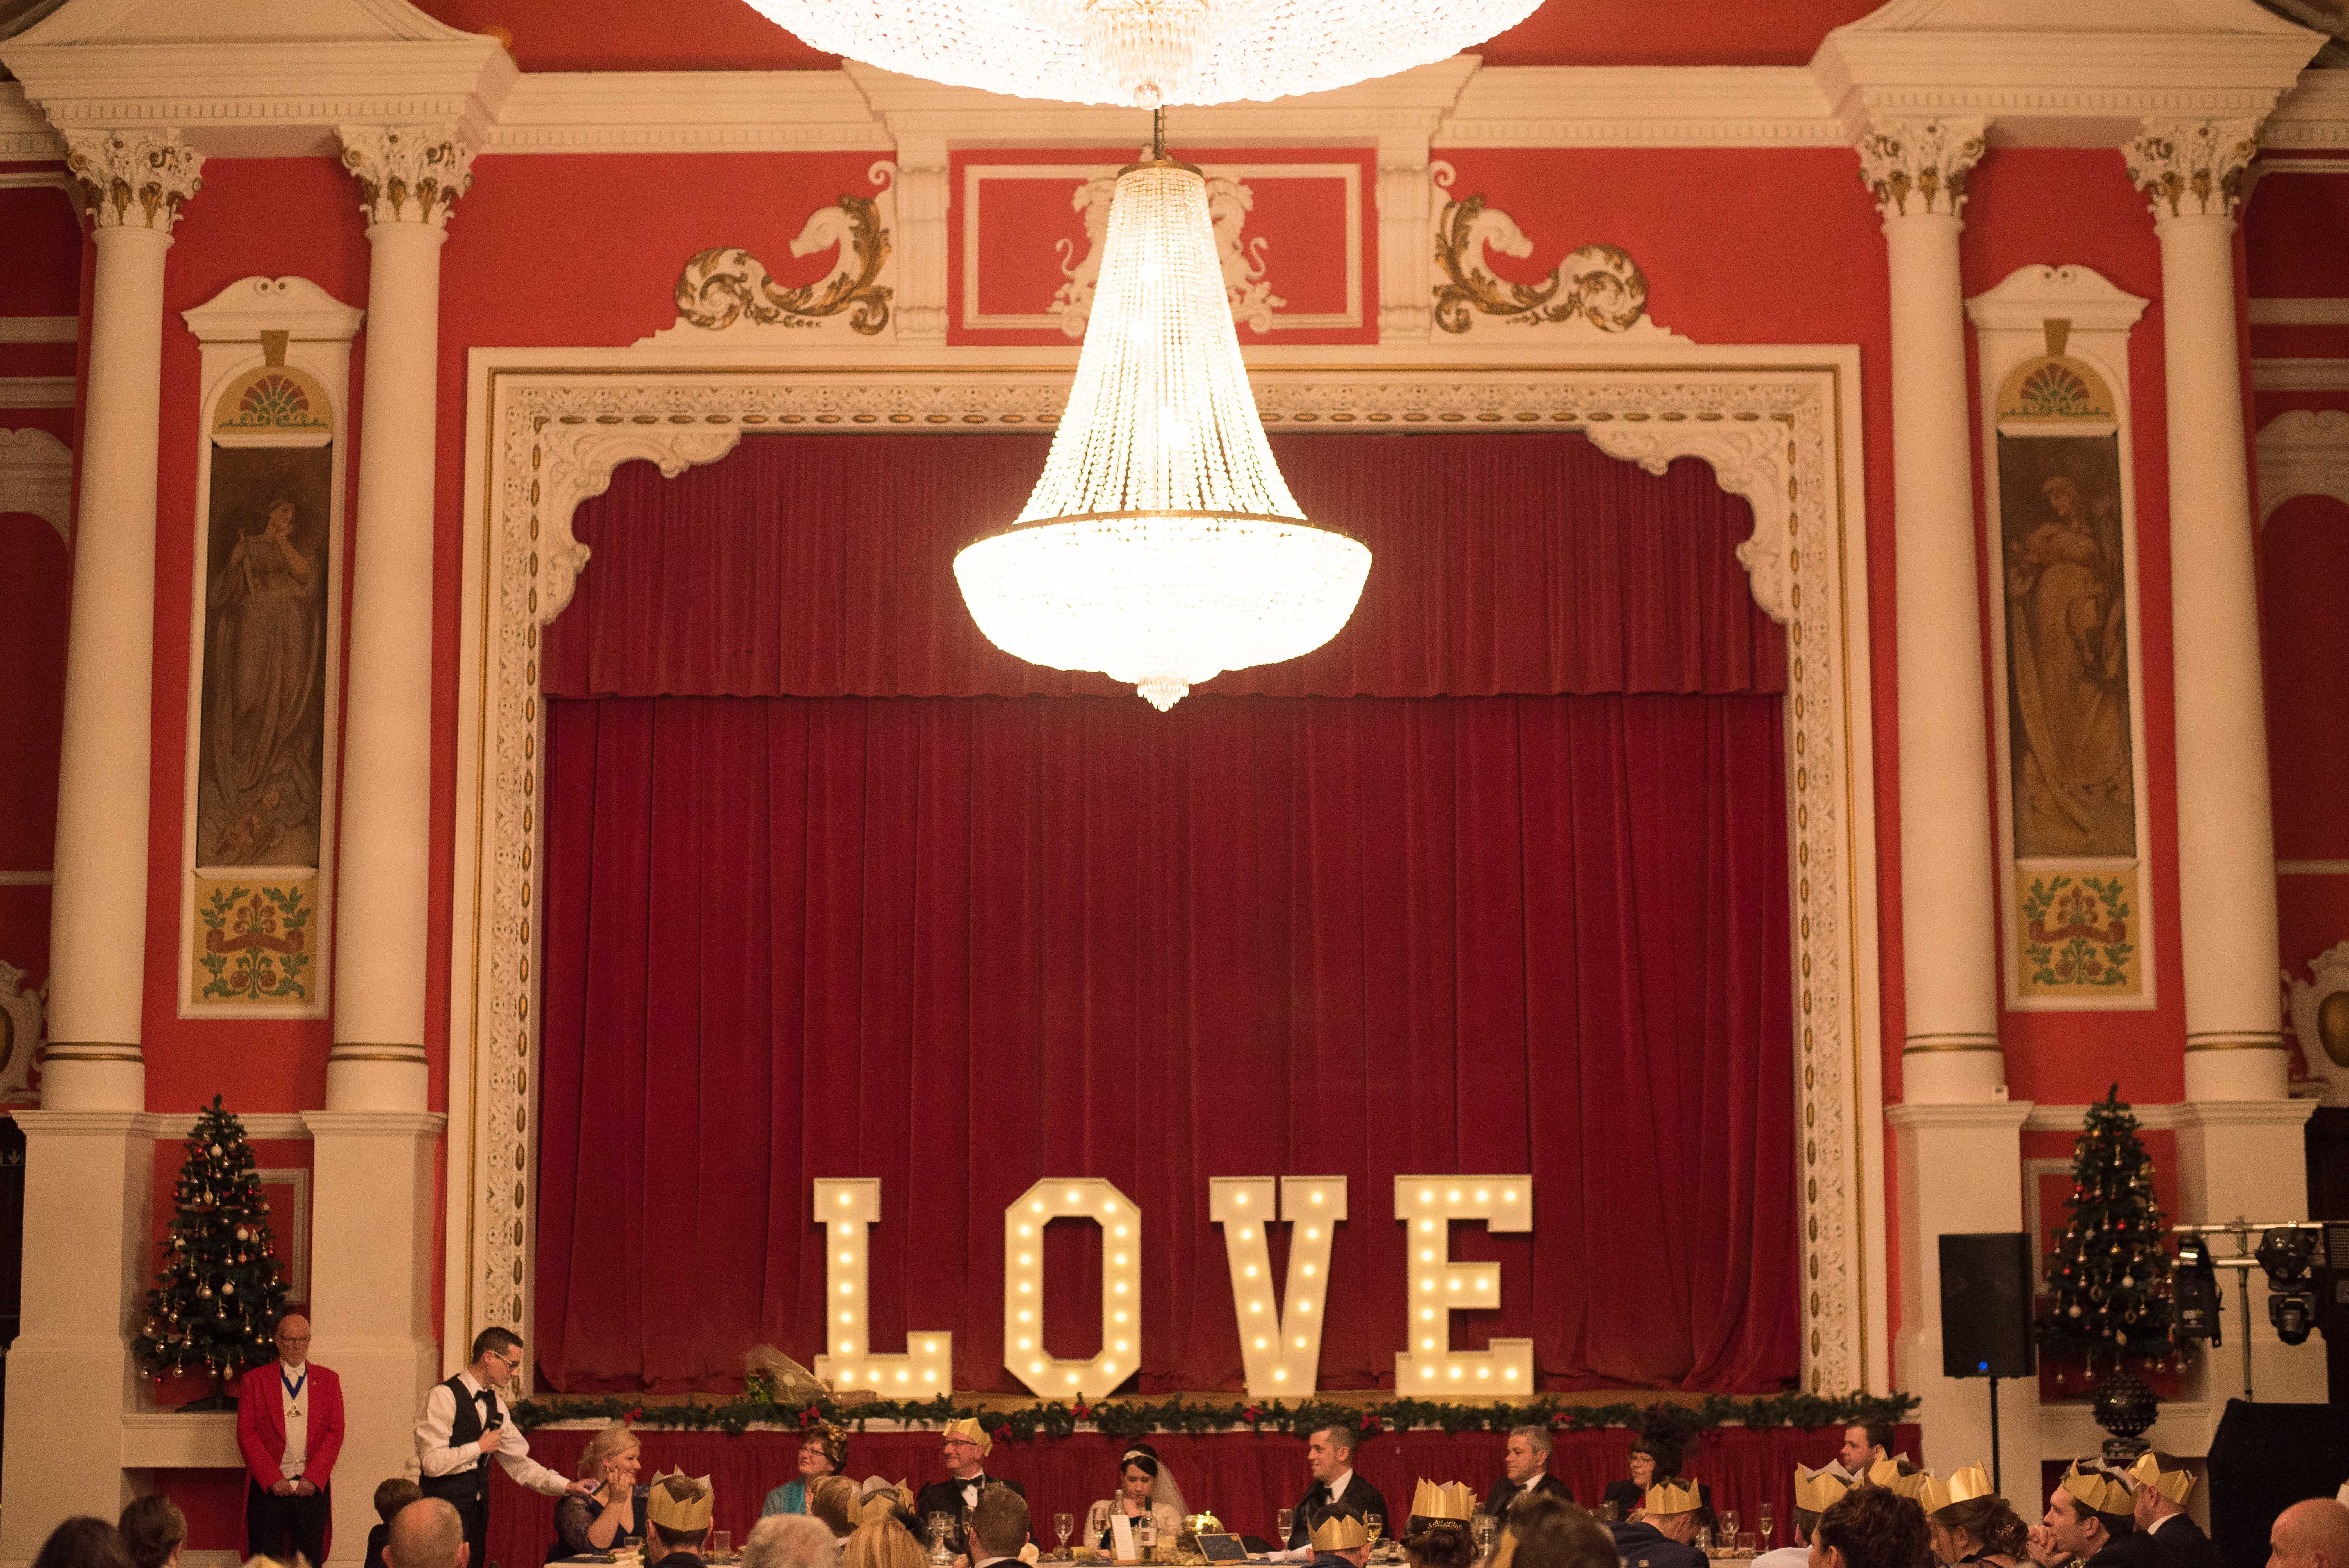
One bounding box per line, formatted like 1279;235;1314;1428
1210;1175;1347;1397
1392;1175;1533;1390
810;1179;953;1392
1002;1178;1142;1399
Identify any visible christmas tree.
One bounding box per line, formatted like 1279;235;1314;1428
2037;1085;2183;1370
133;1096;289;1396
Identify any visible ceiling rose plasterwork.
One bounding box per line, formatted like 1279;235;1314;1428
650;163;896;344
1424;163;1682;342
454;360;1870;1395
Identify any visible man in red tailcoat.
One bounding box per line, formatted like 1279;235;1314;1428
238;1312;346;1565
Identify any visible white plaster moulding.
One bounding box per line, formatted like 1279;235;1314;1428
2252;358;2349;389
445;340;1883;1398
0;378;76;409
2021;1102;2184;1131
2249;298;2349;323
150;1112;313;1139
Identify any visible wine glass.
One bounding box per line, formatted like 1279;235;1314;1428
1277;1511;1296;1548
1366;1515;1385;1554
1056;1514;1076;1560
1089;1502;1113;1554
1757;1507;1775;1549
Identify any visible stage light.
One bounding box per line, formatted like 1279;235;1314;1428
1208;1175;1349;1396
2258;1227;2322;1347
1393;1174;1534;1391
1003;1176;1143;1398
2173;1235;2221;1344
812;1179;954;1394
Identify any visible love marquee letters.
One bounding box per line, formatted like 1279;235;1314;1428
810;1174;1534;1398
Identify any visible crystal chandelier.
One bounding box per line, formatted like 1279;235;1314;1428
741;0;1543;107
952;146;1371;710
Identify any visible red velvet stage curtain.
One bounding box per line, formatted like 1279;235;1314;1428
542;433;1784;700
488;1424;1922;1568
533;431;1797;1397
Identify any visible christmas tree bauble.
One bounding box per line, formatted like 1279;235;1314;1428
209;1144;222;1156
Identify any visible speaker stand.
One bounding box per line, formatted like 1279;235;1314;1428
1987;1376;2002;1495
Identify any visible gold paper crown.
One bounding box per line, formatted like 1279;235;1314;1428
2128;1456;2193;1507
647;1470;716;1534
1410;1481;1477;1524
1646;1479;1704;1516
1864;1457;1926;1498
852;1481;914;1529
1918;1466;1997;1516
945;1417;994;1456
1793;1464;1854;1515
2060;1462;2136;1518
1311;1516;1372;1552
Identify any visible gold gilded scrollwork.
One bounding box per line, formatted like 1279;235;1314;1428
674;192;893;335
1429;174;1648;335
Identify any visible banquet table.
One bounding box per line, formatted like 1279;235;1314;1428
489;1424;1916;1568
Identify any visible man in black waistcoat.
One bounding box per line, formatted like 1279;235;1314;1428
414;1327;594;1568
914;1418;1026;1556
1285;1425;1389;1552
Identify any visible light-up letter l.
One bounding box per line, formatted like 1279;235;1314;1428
810;1178;953;1392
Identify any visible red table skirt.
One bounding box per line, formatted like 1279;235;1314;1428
488;1424;1920;1568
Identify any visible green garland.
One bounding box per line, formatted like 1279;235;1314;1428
512;1390;1917;1441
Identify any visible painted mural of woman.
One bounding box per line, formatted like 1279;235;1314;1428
200;496;325;865
2004;471;2133;858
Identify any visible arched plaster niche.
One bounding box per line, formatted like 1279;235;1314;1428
449;363;1878;1395
2258;408;2349;524
0;428;73;545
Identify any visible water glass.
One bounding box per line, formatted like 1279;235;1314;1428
1472;1516;1497;1558
711;1532;731;1563
1596;1503;1617;1524
1719;1512;1738;1543
1695;1529;1714;1554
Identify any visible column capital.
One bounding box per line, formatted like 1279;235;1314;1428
2125;118;2262;222
65;128;203;234
1857;115;1987;220
337;124;477;229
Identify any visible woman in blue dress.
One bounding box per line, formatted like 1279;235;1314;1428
764;1422;850;1516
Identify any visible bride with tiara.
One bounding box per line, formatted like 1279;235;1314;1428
1089;1443;1190;1548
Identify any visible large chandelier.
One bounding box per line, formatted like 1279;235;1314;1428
741;0;1542;107
952;148;1371;710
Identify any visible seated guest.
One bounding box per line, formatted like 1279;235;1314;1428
1607;1479;1707;1568
744;1516;841;1568
2127;1456;2215;1568
1288;1426;1390;1550
32;1520;136;1568
971;1485;1033;1568
2026;1463;2159;1568
1813;1484;1933;1568
1755;1463;1853;1568
1495;1495;1615;1568
846;1514;929;1568
119;1498;186;1568
367;1481;424;1568
1602;1438;1709;1525
647;1470;718;1568
2269;1500;2349;1568
387;1499;470;1568
1921;1467;2025;1568
1094;1449;1182;1548
1311;1513;1373;1568
768;1423;851;1517
915;1420;1024;1553
1486;1429;1575;1517
809;1477;860;1542
1841;1427;1896;1477
1399;1484;1475;1568
554;1425;644;1558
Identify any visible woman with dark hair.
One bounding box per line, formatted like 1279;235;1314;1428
1813;1486;1935;1568
118;1499;186;1568
1402;1518;1476;1568
1093;1447;1181;1549
1601;1437;1711;1526
1920;1471;2026;1568
32;1519;136;1568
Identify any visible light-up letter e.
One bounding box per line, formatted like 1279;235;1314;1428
811;1179;952;1392
1003;1178;1142;1399
1209;1176;1347;1397
1393;1175;1533;1390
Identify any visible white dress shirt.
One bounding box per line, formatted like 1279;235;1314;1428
413;1370;572;1495
278;1360;310;1480
1322;1470;1354;1508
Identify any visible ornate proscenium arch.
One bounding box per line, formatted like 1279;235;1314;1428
450;360;1878;1396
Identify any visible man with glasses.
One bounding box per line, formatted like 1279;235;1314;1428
416;1326;595;1568
238;1313;346;1566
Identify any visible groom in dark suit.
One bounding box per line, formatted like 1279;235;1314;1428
915;1419;1025;1556
1286;1426;1389;1550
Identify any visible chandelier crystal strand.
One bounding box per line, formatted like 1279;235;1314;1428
953;160;1370;710
740;0;1542;108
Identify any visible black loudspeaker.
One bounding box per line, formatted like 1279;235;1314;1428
1940;1231;2037;1379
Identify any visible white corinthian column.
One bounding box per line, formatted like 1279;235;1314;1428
1861;115;2036;1492
2123;118;2320;1405
305;124;467;1566
0;127;200;1568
